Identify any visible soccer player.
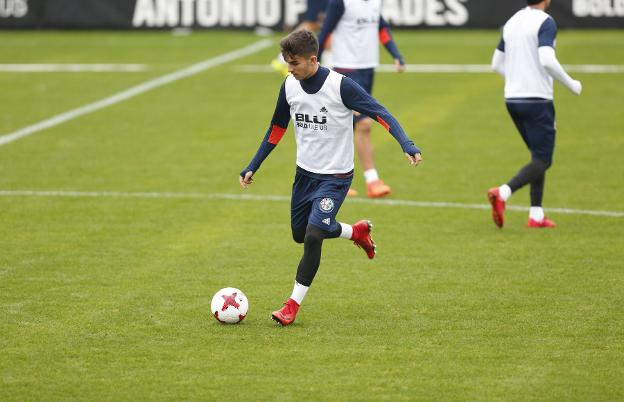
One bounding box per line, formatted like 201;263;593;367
316;0;405;198
488;0;582;228
240;30;422;326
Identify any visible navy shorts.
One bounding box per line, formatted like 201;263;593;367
291;166;352;233
505;99;556;163
334;68;375;94
302;0;329;22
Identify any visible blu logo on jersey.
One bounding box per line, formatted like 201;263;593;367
295;113;327;125
295;112;328;131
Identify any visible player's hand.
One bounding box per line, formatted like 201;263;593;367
571;79;582;96
405;153;422;167
395;59;405;73
239;171;254;189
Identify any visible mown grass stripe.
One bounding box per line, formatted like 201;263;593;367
1;190;621;218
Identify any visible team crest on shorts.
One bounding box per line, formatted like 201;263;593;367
319;198;334;213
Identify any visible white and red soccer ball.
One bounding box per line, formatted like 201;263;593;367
211;287;248;324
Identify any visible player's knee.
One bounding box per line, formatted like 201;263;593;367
355;118;372;135
534;158;552;171
304;225;325;247
292;227;306;244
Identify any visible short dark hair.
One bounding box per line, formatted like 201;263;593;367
526;0;543;4
280;29;319;58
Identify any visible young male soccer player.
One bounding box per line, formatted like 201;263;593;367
317;0;405;198
240;30;422;326
488;0;582;228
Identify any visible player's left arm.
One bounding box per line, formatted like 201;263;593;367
317;0;345;63
340;77;422;166
537;17;582;95
379;17;405;73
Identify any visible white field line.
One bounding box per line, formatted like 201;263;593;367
0;64;148;72
236;63;624;74
0;190;622;218
0;39;273;147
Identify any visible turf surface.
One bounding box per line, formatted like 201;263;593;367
1;30;623;401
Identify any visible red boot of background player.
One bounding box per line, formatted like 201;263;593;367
487;187;506;228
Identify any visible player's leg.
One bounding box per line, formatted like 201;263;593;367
273;171;319;326
488;100;556;228
337;68;390;198
273;174;373;325
357;70;390;198
525;101;556;227
290;170;315;243
354;114;391;197
488;100;529;227
293;177;352;291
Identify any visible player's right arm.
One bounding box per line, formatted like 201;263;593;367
317;0;345;63
239;82;290;188
537;17;582;95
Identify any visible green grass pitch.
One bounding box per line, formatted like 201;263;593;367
1;30;623;401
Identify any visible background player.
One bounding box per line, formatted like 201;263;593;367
317;0;405;198
488;0;582;228
240;30;422;326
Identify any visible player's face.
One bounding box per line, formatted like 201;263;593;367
283;53;318;80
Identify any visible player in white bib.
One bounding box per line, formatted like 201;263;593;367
488;0;582;229
240;30;422;326
317;0;406;198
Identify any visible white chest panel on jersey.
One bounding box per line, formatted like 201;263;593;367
285;70;354;174
332;0;381;69
503;8;555;99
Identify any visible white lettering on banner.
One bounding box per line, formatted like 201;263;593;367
221;0;243;26
133;0;288;27
258;0;280;27
196;0;219;26
284;0;306;26
573;0;624;17
180;0;194;26
245;0;255;27
131;0;471;28
446;0;469;25
382;0;469;26
0;0;28;18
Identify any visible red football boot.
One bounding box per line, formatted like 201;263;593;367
271;298;300;326
351;220;376;259
527;217;556;228
487;187;506;228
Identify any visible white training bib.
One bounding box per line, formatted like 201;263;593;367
503;7;555;99
285;70;354;174
331;0;381;69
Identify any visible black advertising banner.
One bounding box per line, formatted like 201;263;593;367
0;0;43;27
1;0;623;29
44;0;137;28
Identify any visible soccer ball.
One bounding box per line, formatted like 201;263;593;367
211;287;249;324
